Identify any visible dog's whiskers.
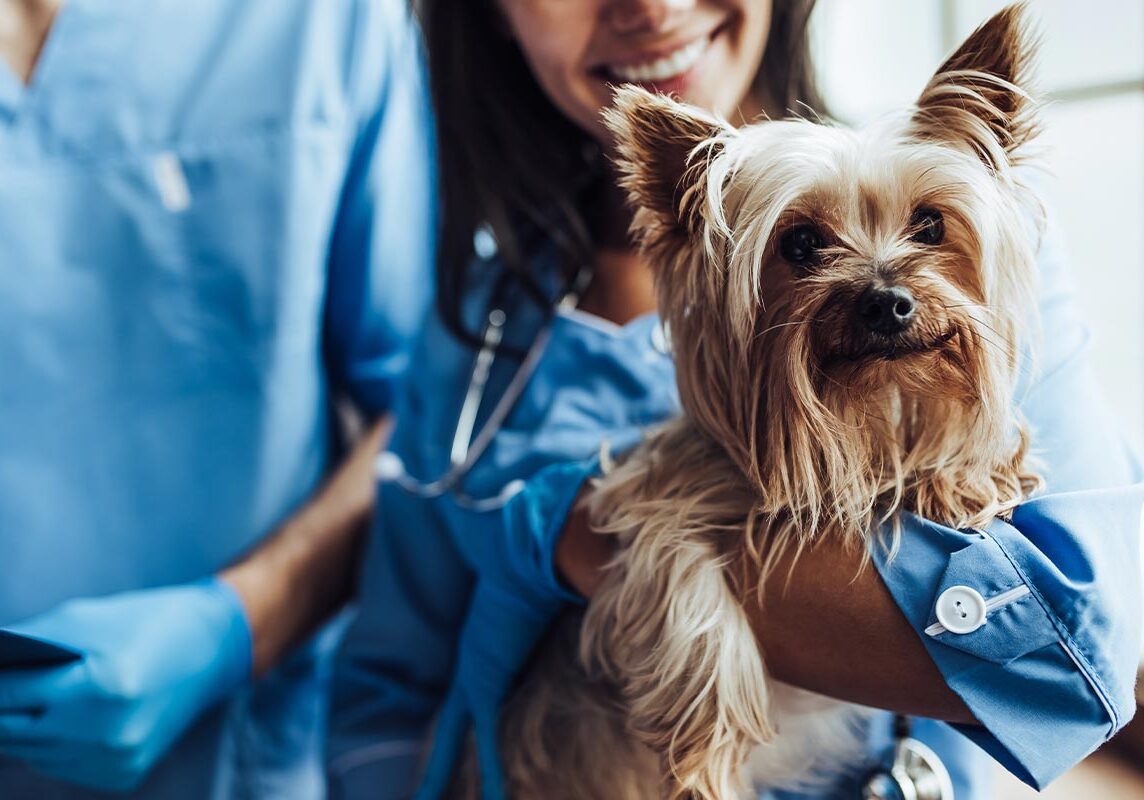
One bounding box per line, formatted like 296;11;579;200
754;317;820;341
506;13;1046;794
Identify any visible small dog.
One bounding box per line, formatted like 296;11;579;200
472;5;1044;798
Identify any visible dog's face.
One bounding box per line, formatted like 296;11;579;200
606;4;1041;536
718;114;1035;403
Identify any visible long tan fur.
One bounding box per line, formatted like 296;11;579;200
468;5;1045;798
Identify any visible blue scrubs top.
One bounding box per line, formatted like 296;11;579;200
326;213;1143;800
0;0;434;797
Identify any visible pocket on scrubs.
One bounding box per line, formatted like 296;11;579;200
136;124;348;365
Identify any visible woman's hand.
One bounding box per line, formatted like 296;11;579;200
0;580;251;792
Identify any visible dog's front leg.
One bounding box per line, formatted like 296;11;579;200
580;524;774;800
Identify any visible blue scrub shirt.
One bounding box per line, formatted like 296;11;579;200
0;0;434;797
327;215;1143;799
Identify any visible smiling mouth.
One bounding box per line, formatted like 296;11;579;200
826;328;959;366
599;28;720;85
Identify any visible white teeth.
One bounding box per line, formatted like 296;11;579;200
609;37;708;83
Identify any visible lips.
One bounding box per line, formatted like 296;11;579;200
605;35;711;84
824;327;960;367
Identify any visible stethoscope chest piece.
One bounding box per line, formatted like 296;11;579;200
861;718;954;800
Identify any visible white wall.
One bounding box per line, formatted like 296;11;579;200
811;0;1144;452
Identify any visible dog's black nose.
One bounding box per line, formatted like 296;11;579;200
858;285;916;335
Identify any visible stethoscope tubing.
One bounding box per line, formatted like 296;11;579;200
375;267;589;511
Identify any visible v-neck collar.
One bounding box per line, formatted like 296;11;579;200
0;0;137;128
0;59;20;114
0;0;70;116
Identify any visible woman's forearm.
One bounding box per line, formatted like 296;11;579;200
556;500;976;724
740;535;975;723
220;418;390;676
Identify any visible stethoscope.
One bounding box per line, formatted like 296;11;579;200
373;266;593;512
374;263;953;799
861;716;955;800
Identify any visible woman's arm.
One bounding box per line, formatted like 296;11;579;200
225;0;437;675
221;419;389;674
548;217;1143;787
559;499;975;722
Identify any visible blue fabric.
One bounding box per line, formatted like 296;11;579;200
325;267;678;796
0;578;252;792
0;0;435;797
327;215;1142;799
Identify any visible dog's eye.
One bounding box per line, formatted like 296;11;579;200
910;208;944;245
779;224;825;267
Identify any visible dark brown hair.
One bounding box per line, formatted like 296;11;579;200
416;1;826;345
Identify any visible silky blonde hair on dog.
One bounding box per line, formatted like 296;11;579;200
461;5;1046;799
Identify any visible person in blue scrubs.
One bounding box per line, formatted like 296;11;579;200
326;1;1143;799
0;0;434;797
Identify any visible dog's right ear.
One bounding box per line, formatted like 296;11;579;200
603;86;733;238
911;2;1039;170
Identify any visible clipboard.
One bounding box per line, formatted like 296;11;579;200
0;629;83;669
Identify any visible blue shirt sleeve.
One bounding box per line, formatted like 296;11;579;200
501;456;605;606
870;216;1144;788
323;0;436;415
501;216;1144;790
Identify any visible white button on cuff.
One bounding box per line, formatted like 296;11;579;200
934;585;988;634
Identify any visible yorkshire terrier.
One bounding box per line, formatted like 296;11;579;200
468;4;1044;798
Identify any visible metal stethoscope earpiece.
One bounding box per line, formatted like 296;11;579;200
861;716;954;800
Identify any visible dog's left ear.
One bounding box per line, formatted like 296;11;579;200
603;86;734;238
912;2;1039;170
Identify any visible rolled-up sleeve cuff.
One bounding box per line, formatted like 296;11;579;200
501;454;606;605
870;514;1124;789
